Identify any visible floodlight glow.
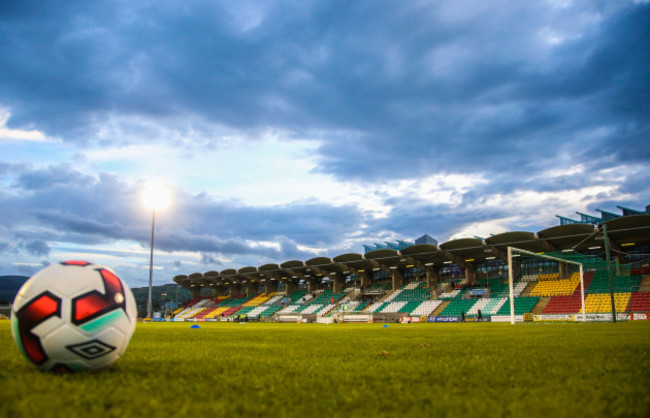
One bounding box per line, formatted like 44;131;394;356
142;183;171;211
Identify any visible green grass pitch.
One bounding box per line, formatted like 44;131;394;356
1;320;649;417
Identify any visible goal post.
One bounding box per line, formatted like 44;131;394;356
507;247;586;324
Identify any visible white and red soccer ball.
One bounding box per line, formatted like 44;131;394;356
11;261;137;372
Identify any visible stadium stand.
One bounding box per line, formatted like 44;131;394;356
542;294;583;314
175;298;212;320
529;273;581;297
295;289;345;316
439;299;478;317
628;292;650;312
171;206;649;322
586;272;641;294
585;293;631;313
372;282;442;315
495;297;540;316
194;296;229;319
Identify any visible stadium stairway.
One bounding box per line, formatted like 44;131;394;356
518;282;536;298
431;300;450;316
635;276;650;292
531;297;551;314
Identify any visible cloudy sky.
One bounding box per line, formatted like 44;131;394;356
1;0;648;287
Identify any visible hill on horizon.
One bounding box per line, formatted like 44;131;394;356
0;275;182;310
0;276;28;304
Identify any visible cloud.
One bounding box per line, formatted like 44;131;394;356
0;108;47;141
0;162;363;272
24;240;50;256
16;164;95;190
0;1;648;284
0;2;646;179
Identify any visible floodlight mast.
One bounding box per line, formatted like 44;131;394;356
143;183;171;320
147;208;156;319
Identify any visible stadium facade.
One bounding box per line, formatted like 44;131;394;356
171;205;650;322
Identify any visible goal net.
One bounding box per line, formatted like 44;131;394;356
507;247;586;324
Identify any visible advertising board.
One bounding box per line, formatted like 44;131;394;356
533;314;574;322
400;316;422;323
428;316;460;322
491;315;524;322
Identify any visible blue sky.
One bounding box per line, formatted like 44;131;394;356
1;0;648;287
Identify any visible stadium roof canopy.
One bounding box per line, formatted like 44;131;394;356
332;253;377;272
364;249;408;270
399;244;451;266
485;231;546;253
174;214;650;291
537;224;597;251
439;238;488;263
601;214;650;246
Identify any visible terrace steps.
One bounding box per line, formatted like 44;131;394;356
519;282;535;298
638;276;650;292
531;296;551;314
431;300;450;316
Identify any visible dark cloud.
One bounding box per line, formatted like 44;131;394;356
0;1;649;280
16;165;95;190
200;253;221;266
1;1;647;182
24;240;50;256
0;162;361;265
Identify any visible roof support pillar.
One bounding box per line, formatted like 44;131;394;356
558;262;571;280
426;268;440;293
191;287;201;300
608;241;627;276
307;277;320;294
265;281;278;294
284;280;297;295
332;273;345;293
464;264;478;285
229;283;242;297
359;270;372;291
391;269;403;291
246;283;257;298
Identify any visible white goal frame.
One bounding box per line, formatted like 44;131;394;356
507;247;586;324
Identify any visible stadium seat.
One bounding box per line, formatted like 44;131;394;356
495;297;539;316
584;293;631;313
586;272;641;294
529;273;580;297
628;292;650;312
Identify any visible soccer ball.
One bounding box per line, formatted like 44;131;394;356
11;261;137;372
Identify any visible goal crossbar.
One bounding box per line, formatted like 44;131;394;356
507;247;586;324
